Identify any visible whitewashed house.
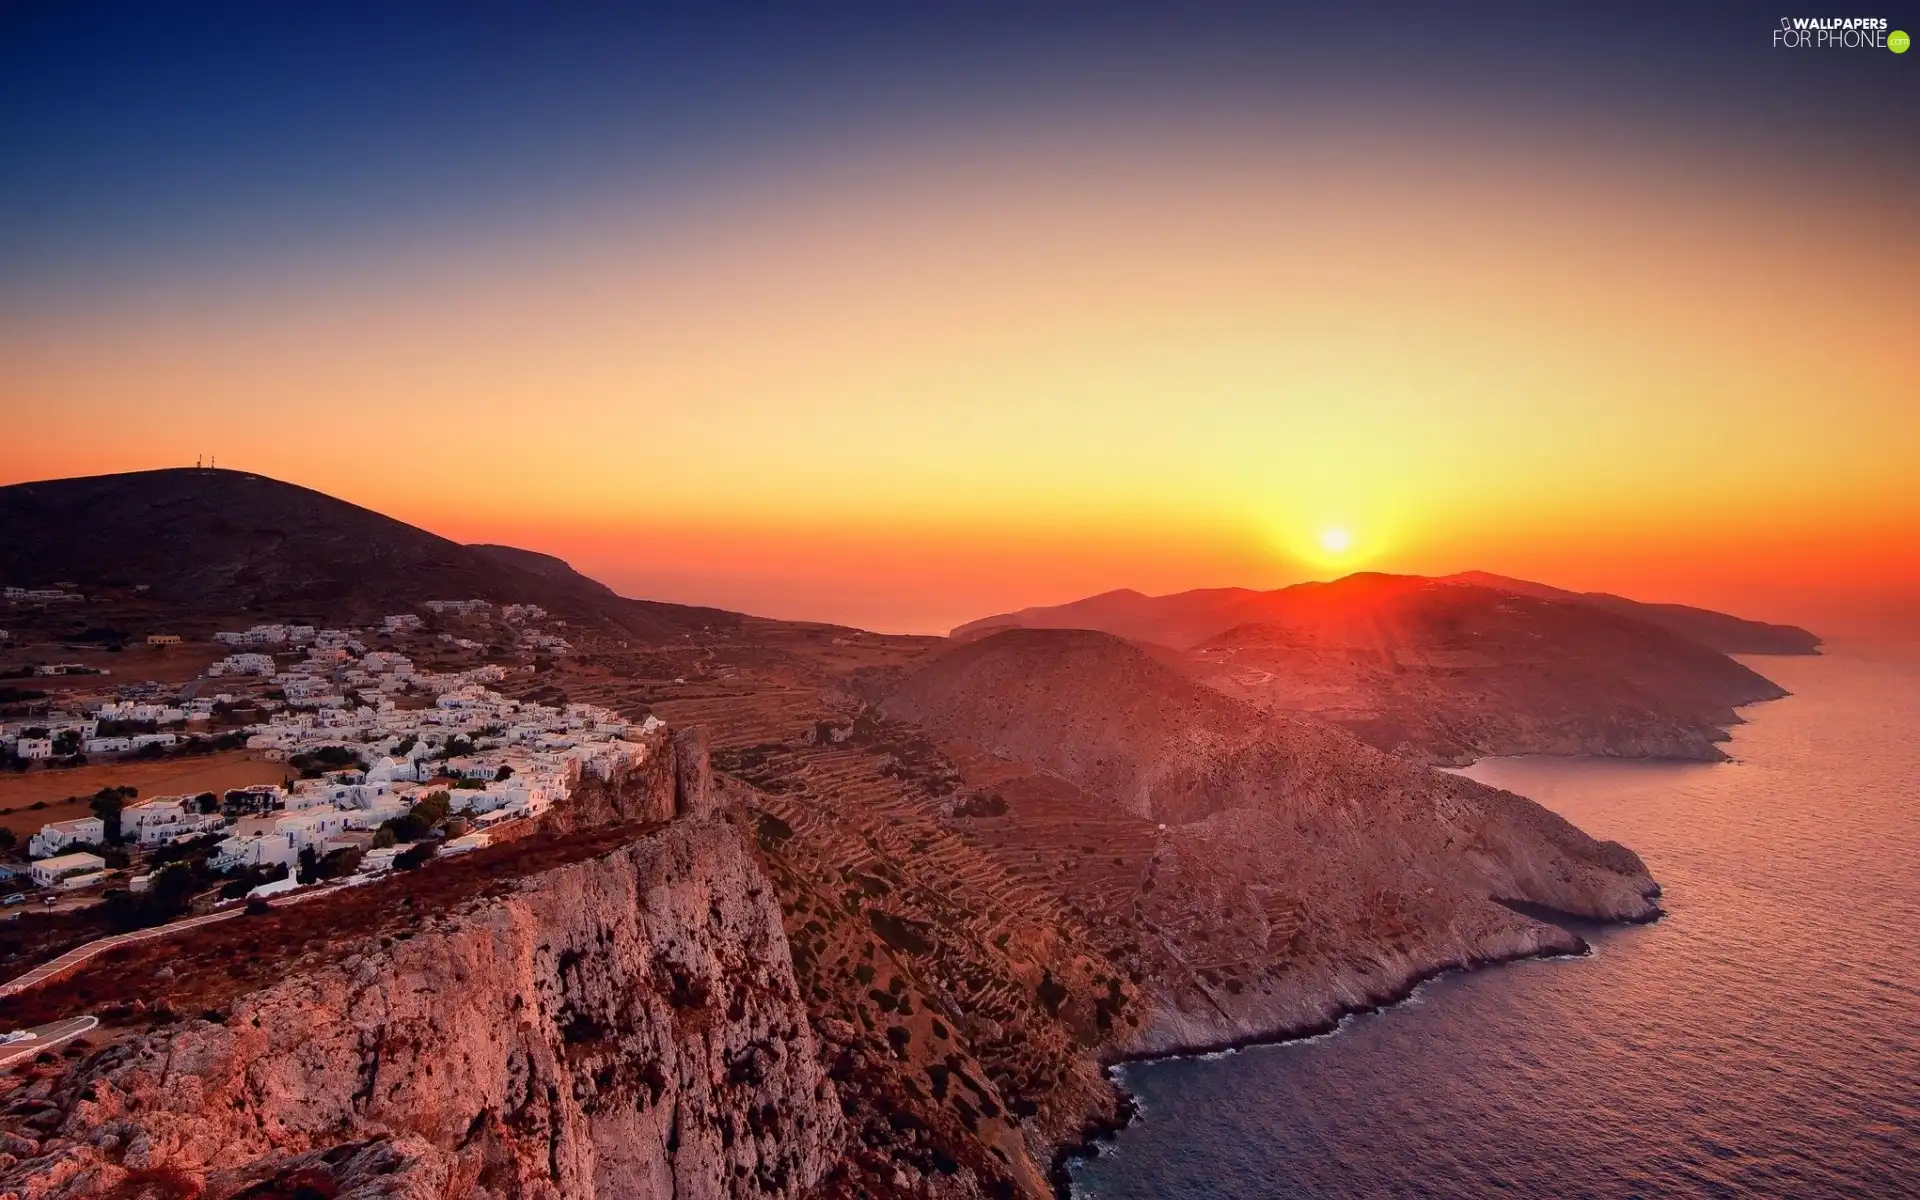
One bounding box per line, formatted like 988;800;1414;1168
120;797;222;846
28;816;105;858
211;831;298;872
30;852;107;888
275;807;351;850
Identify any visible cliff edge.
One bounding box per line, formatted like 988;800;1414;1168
0;818;840;1199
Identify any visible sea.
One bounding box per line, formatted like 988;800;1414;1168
1068;644;1920;1199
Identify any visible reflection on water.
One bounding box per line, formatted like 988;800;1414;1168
1071;646;1920;1199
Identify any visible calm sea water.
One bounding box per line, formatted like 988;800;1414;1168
1071;645;1920;1199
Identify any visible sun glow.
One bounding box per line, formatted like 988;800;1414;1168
1320;527;1353;555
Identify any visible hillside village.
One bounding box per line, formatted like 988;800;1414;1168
0;597;647;914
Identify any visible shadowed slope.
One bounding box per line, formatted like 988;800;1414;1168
1190;580;1788;763
0;467;742;639
953;576;1793;764
1448;571;1821;654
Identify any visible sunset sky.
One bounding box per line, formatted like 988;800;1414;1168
3;3;1915;634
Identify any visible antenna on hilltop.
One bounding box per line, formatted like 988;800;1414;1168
196;455;203;468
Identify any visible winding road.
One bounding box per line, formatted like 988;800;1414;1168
0;1016;98;1068
0;910;242;999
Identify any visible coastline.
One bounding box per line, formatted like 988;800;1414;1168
1048;905;1666;1198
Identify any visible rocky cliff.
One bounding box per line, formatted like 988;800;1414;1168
0;818;840;1199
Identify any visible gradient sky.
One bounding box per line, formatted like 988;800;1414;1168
3;2;1915;634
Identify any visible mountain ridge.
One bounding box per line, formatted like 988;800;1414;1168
955;569;1821;656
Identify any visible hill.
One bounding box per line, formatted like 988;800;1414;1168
0;468;739;640
1447;571;1822;654
956;570;1821;655
1183;577;1787;763
881;626;1659;1044
952;586;1266;651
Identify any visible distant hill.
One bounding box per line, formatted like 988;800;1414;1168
0;468;738;639
1445;571;1822;655
955;570;1820;655
1184;577;1787;763
953;586;1268;651
948;573;1793;764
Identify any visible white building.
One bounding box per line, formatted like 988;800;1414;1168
15;738;54;760
343;798;408;829
275;807;351;850
424;599;492;616
30;852;107;888
248;875;300;901
211;831;298;872
29;816;105;858
360;846;402;873
120;797;222;845
223;783;285;811
208;652;276;678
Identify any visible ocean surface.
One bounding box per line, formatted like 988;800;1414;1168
1070;645;1920;1199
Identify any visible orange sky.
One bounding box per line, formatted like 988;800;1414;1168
4;114;1916;636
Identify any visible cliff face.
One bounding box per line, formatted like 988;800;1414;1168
0;819;840;1200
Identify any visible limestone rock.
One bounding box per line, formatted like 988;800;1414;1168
0;821;839;1199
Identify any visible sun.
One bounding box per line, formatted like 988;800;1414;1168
1319;527;1353;555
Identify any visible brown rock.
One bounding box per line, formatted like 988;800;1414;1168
674;725;715;819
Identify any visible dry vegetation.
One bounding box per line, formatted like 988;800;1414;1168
0;752;287;834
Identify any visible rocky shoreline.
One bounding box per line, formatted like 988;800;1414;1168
1047;897;1668;1199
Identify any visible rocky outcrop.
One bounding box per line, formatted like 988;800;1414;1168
537;725;679;832
0;819;840;1199
674;727;716;819
542;724;719;832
